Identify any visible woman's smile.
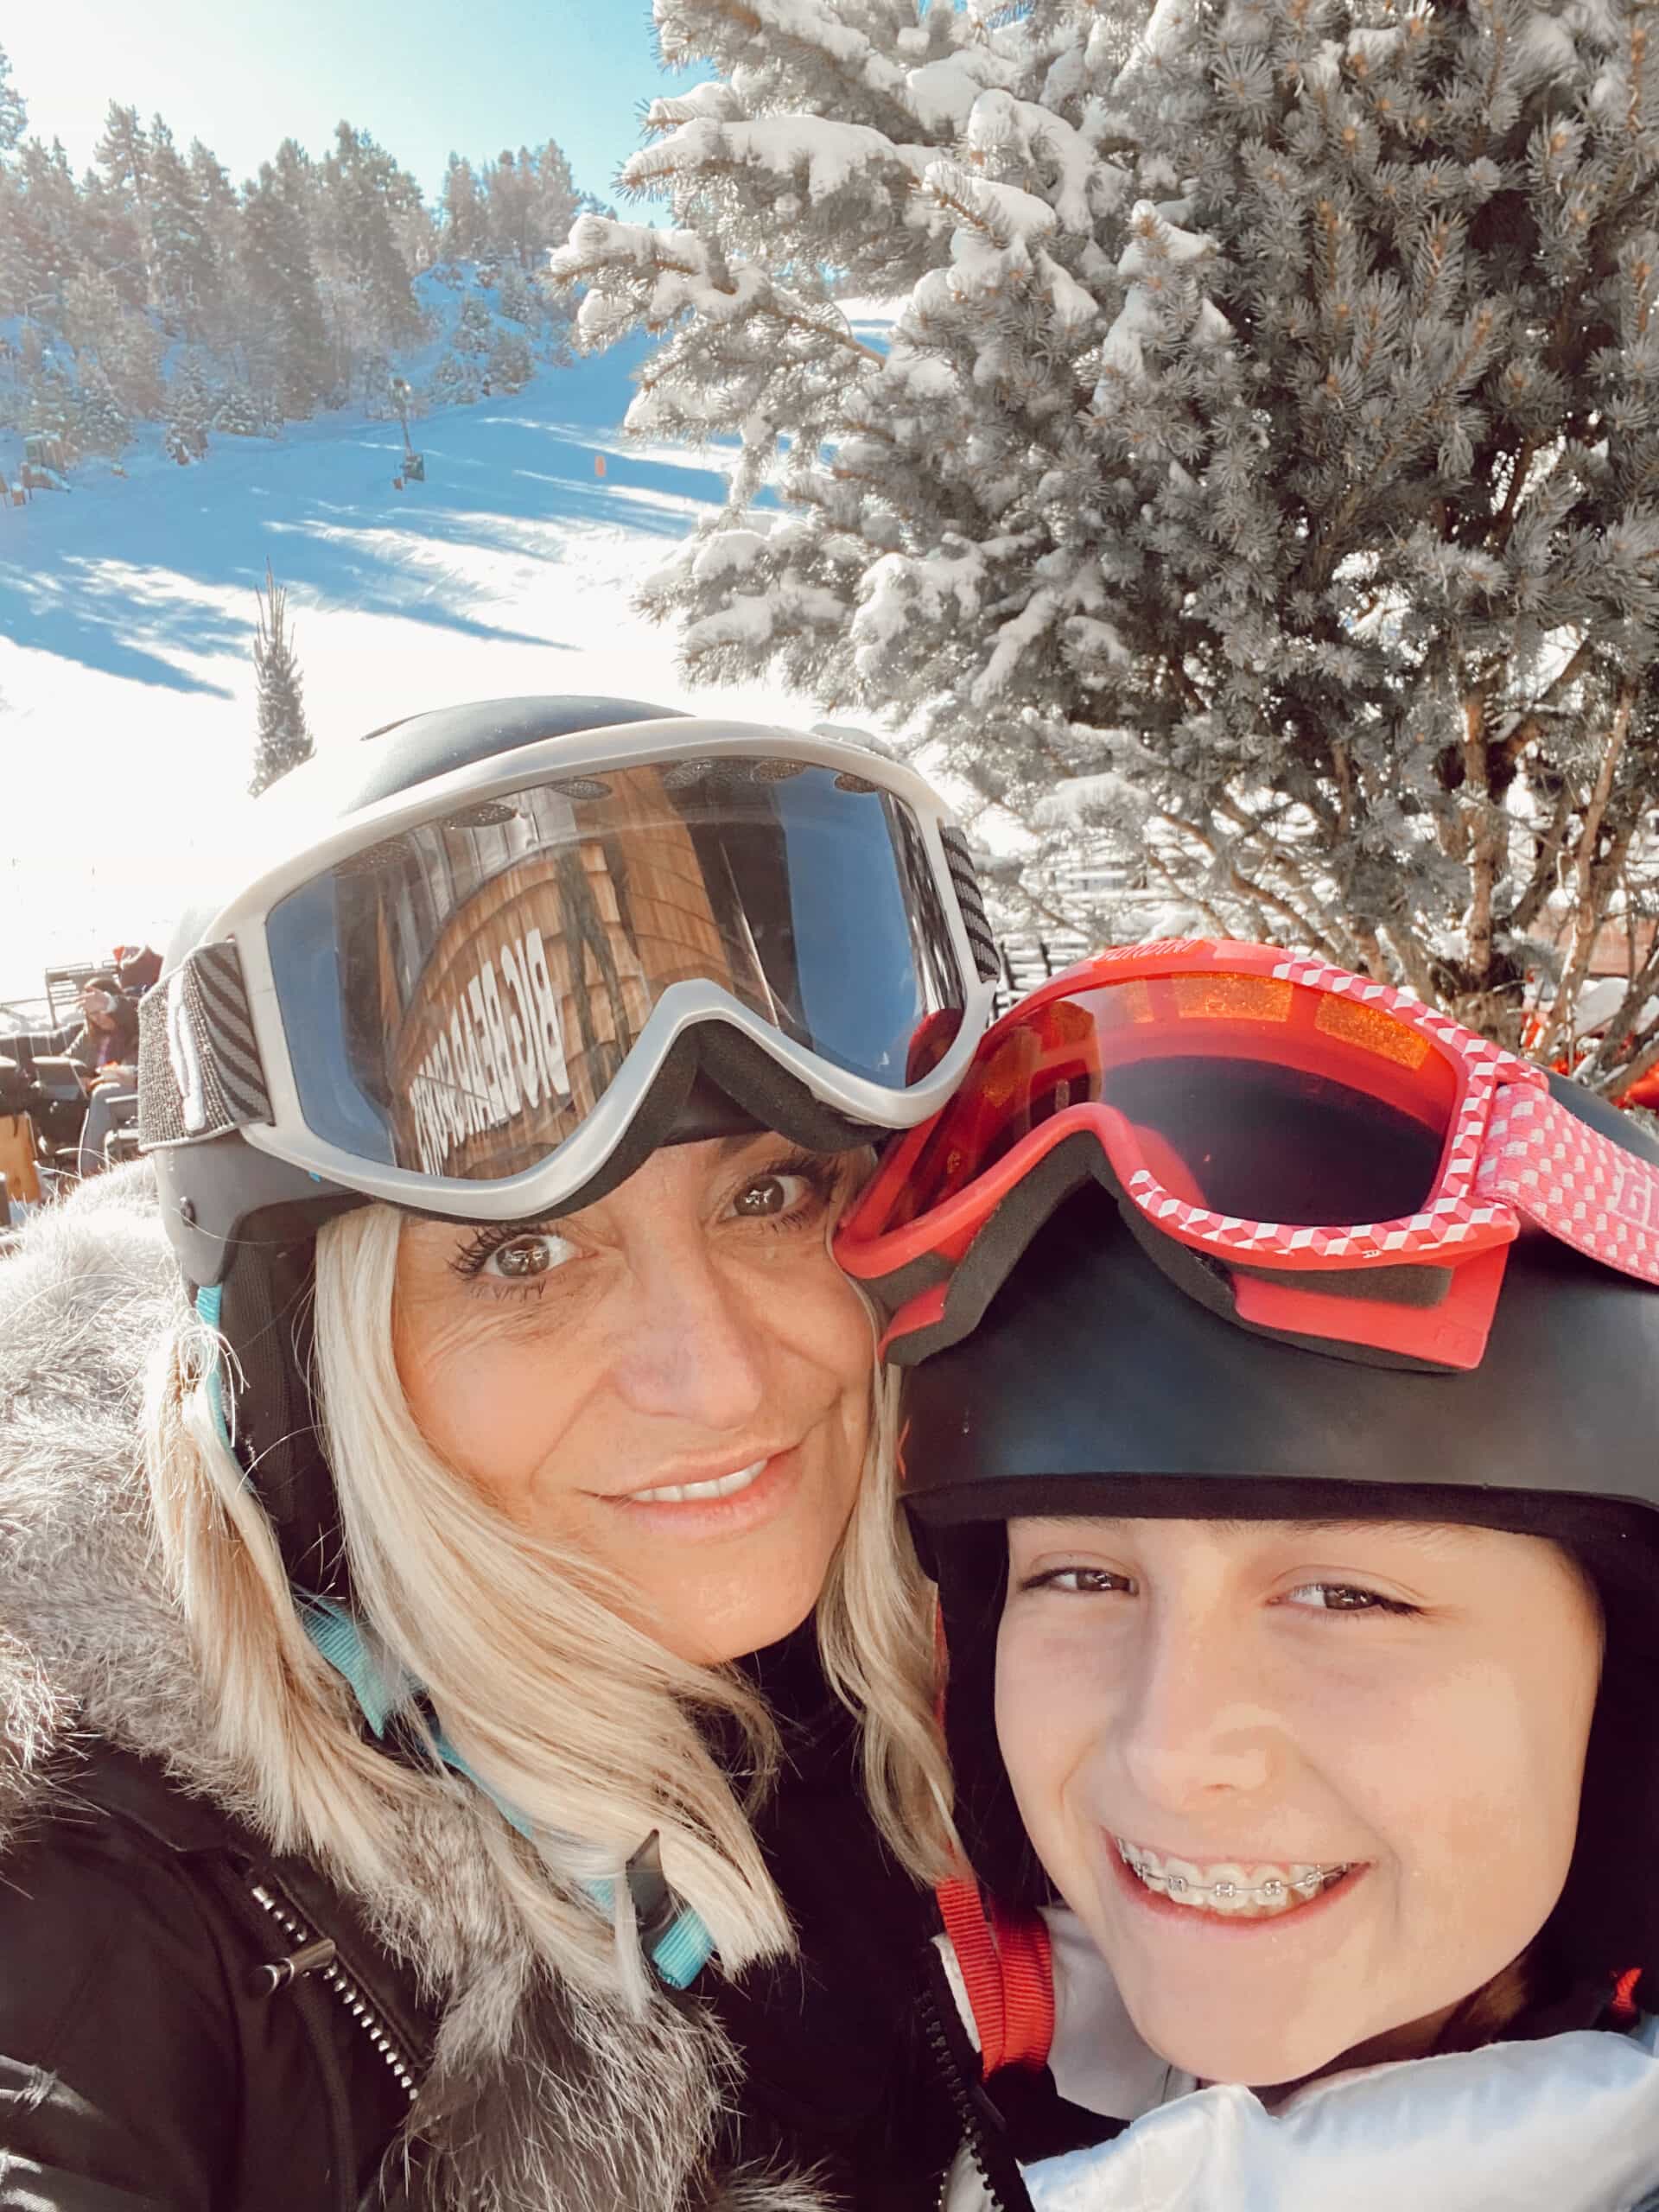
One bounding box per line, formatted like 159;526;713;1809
596;1441;805;1534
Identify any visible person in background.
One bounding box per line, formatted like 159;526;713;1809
67;976;140;1177
112;944;162;997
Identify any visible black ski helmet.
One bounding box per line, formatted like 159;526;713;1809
899;1079;1659;1993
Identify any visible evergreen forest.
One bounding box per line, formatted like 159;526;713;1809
0;41;601;478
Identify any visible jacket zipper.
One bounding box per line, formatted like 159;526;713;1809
922;1979;1011;2212
247;1877;420;2101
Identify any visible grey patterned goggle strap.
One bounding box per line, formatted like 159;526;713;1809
939;824;1001;983
138;941;274;1148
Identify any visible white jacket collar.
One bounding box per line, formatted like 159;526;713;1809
1019;1906;1659;2211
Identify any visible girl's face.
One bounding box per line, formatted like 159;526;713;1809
996;1516;1603;2088
393;1133;872;1668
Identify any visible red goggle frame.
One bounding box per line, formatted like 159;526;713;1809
836;940;1659;1371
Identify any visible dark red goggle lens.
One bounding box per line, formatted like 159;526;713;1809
888;971;1461;1234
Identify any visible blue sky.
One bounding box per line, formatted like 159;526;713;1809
5;3;704;206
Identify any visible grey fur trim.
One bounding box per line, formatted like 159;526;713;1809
0;1169;838;2212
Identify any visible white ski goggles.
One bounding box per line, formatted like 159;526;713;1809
139;719;1000;1221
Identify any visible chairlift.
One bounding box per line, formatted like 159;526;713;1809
404;451;426;483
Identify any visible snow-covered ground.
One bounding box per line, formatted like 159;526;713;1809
0;334;814;1007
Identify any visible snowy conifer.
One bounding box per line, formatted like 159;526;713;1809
487;323;533;391
250;562;314;795
0;44;27;157
164;352;214;462
239;161;334;416
555;0;1659;1090
146;119;219;337
454;292;495;356
426;350;481;407
213;381;269;437
75;363;129;458
441;153;487;260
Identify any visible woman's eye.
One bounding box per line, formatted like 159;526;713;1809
731;1171;810;1220
1282;1581;1415;1616
477;1231;577;1281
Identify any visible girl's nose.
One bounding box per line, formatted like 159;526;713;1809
1115;1613;1278;1814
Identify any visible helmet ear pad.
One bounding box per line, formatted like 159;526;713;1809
1546;1529;1659;1991
213;1229;346;1599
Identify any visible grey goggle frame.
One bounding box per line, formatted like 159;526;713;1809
140;719;1000;1245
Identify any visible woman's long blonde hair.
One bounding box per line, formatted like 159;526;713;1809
143;1199;957;2003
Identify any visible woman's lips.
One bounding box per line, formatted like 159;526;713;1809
628;1457;769;1506
595;1446;801;1533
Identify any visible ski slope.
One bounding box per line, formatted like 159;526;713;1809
0;336;812;1005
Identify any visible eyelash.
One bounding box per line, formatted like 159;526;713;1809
448;1152;844;1294
1020;1569;1420;1618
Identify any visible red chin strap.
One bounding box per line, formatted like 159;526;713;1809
935;1875;1055;2076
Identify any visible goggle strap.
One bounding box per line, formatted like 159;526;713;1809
1478;1089;1659;1287
139;941;273;1147
938;825;1001;984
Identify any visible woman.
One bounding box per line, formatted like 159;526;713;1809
0;697;997;2211
838;940;1659;2210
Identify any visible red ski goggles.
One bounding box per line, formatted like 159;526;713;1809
836;940;1659;1371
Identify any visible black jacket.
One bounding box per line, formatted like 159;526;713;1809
0;1178;953;2212
0;1744;424;2212
0;1718;950;2212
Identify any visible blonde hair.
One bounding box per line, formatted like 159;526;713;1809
143;1198;957;2005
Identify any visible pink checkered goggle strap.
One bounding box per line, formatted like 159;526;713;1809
1476;1089;1659;1287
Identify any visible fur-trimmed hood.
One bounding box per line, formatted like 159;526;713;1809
0;1168;830;2212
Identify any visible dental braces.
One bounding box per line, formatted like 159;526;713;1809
1122;1856;1350;1905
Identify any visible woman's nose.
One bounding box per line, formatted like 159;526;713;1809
1116;1616;1277;1812
612;1241;769;1431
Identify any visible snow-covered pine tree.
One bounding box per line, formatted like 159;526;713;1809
425;349;481;406
164;351;214;462
249;561;314;795
0;43;27;156
487;323;533;390
239;160;334;416
441;153;487;262
553;0;1659;1093
146;119;219;339
60;268;164;416
454;291;495;356
213;381;270;437
315;124;427;350
75;363;129;457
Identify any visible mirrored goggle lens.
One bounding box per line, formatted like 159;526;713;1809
888;969;1459;1232
267;759;965;1181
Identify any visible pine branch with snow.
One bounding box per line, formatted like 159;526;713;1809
550;0;1659;1090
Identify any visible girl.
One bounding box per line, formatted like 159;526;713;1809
839;940;1659;2210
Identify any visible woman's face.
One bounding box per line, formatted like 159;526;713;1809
996;1516;1603;2088
394;1134;872;1667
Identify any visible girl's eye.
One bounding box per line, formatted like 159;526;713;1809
731;1171;811;1220
1282;1582;1417;1616
1022;1567;1135;1596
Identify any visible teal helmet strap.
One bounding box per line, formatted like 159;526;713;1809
192;1292;715;1991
